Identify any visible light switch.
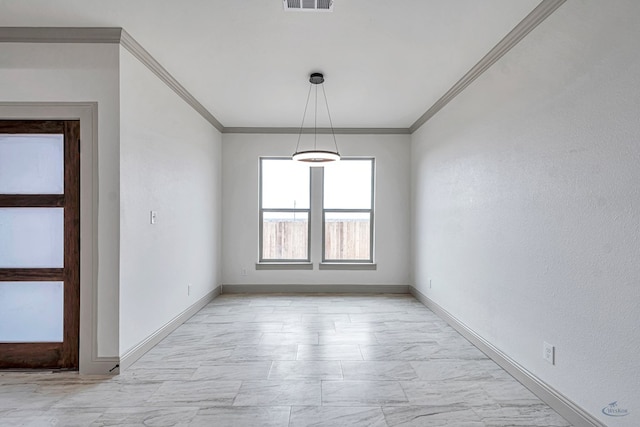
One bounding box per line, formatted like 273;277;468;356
150;210;157;224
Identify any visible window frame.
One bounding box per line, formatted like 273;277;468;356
321;157;375;264
258;157;312;263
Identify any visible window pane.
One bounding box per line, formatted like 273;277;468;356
0;134;64;194
324;212;371;260
0;282;64;343
323;160;372;209
261;159;310;209
262;211;309;260
0;208;64;268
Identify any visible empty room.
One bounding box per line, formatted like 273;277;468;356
0;0;638;426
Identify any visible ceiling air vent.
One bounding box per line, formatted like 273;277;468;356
284;0;334;12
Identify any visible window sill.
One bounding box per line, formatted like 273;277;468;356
255;262;313;270
319;263;377;271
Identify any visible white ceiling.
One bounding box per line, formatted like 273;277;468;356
0;0;542;129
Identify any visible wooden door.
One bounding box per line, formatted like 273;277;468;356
0;120;80;369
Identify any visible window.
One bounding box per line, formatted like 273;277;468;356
259;158;311;262
323;159;374;262
259;157;375;266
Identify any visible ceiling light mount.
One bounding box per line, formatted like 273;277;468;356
292;72;341;165
309;72;324;84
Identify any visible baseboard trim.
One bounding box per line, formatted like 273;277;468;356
222;284;409;294
119;286;221;371
409;286;605;427
80;357;120;375
222;127;411;135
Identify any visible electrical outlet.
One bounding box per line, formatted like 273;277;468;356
543;342;555;365
150;210;157;224
188;283;191;296
241;268;247;276
429;278;432;289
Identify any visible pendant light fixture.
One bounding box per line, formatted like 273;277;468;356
292;72;341;164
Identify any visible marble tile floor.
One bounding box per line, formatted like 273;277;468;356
0;293;572;426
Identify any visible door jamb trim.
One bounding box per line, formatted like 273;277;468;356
0;102;116;374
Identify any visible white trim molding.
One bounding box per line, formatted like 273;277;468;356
1;0;569;136
255;262;314;271
222;284;408;294
409;0;567;133
223;127;411;135
0;27;402;135
409;286;606;427
118;29;224;132
0;26;122;43
119;287;221;371
0;27;224;132
319;263;377;271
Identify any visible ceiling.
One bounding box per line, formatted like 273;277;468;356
0;0;544;129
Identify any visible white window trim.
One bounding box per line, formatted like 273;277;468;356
258;157;311;263
321;158;375;264
257;157;376;270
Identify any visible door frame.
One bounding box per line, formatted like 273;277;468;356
0;102;117;374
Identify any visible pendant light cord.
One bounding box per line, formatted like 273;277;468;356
322;84;339;154
314;84;318;150
294;83;313;154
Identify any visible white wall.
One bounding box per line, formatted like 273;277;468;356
222;133;411;286
411;1;640;425
0;43;121;359
119;47;222;355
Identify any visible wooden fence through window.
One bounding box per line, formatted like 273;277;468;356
262;219;370;260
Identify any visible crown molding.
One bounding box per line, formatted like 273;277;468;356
409;0;567;133
118;29;224;132
0;26;224;132
0;26;123;43
1;0;567;136
222;127;411;135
